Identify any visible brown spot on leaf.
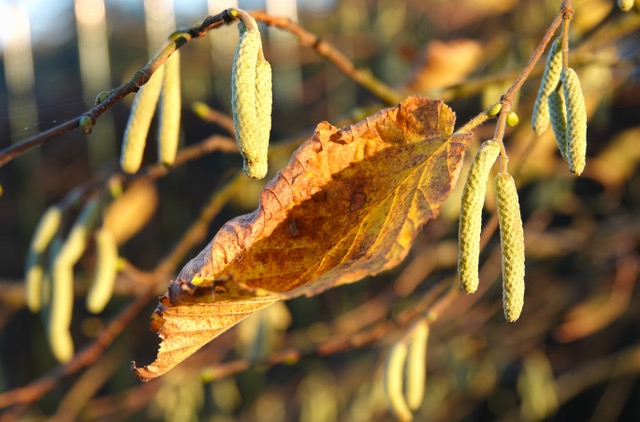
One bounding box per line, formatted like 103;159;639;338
133;96;472;381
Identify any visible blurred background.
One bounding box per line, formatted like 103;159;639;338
0;0;639;420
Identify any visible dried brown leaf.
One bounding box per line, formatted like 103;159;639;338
132;96;471;381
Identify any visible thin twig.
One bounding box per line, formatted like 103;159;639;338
0;285;156;412
0;9;234;169
250;11;405;105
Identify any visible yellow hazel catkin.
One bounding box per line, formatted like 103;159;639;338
48;198;101;362
158;50;182;167
458;139;502;294
405;320;429;411
231;18;271;180
494;173;525;322
86;228;119;314
120;66;165;174
384;341;413;422
561;68;587;175
532;38;562;135
25;206;62;312
547;89;568;161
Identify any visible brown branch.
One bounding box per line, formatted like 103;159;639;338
191;102;236;136
249;11;405;105
0;285;156;412
0;140;242;413
0;9;234;169
501;1;571;106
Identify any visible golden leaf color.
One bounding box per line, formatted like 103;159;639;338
132;97;471;381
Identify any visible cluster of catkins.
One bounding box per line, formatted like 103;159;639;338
457;139;526;323
532;38;588;175
25;8;273;363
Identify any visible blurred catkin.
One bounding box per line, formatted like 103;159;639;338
49;198;101;362
86;228;118;314
406;320;429;410
121;66;165;174
384;341;413;421
25;206;62;312
158;50;182;167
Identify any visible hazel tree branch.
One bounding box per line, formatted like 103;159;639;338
0;9;236;169
250;10;405;105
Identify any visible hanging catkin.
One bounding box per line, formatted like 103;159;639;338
231;17;272;179
532;38;563;135
120;66;165;174
25;206;62;312
86;228;118;314
405;320;429;411
561;68;587;175
49;198;101;362
458;139;501;293
158;50;182;167
495;173;525;322
384;341;413;422
547;89;568;161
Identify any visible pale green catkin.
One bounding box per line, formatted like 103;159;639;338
48;199;101;362
384;341;413;422
547;89;568;161
120;66;165;174
25;206;62;312
618;0;635;12
86;228;118;314
495;173;525;322
561;68;587;175
532;38;563;135
232;19;271;179
255;58;272;173
405;320;429;411
158;50;182;167
458;139;502;294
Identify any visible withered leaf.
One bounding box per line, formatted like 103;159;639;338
132;96;471;381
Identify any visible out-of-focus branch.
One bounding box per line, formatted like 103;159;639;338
0;284;156;414
250;11;405;105
0;9;234;169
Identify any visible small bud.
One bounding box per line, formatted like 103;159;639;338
79;115;93;134
506;111;520;127
618;0;635;12
487;103;502;117
95;90;110;105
